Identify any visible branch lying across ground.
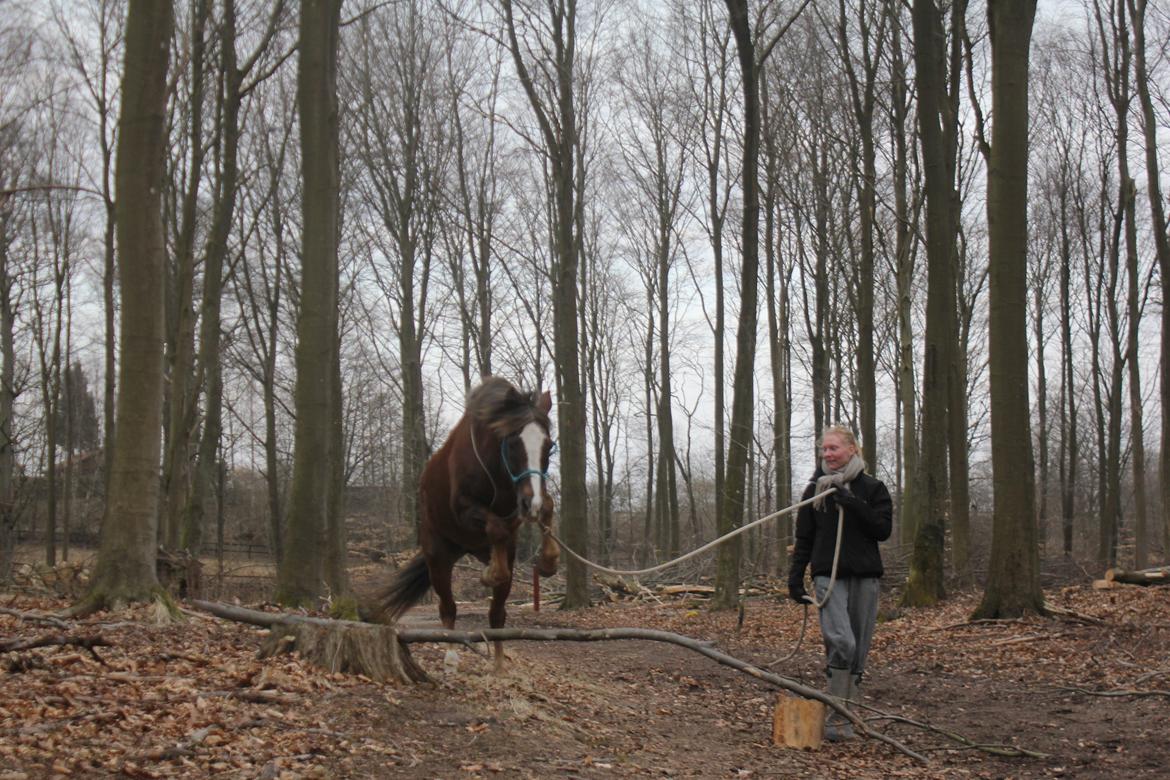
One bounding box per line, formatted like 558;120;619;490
0;633;110;657
862;707;1049;759
0;606;71;629
1052;686;1170;699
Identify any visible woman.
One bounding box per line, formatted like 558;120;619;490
787;425;893;741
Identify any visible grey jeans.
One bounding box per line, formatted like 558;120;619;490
813;575;880;678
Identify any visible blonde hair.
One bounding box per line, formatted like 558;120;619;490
819;424;863;458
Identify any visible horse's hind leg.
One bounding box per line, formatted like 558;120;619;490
427;553;461;672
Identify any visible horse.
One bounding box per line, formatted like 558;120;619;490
379;376;559;670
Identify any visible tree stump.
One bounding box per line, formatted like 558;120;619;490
773;694;824;750
260;621;428;684
156;549;202;599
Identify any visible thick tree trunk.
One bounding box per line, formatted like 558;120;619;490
277;0;342;607
904;0;961;607
78;0;174;612
974;0;1043;619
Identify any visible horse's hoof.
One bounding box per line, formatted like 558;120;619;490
536;556;559;577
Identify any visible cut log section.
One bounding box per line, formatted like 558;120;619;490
773;694;824;750
1104;566;1170;586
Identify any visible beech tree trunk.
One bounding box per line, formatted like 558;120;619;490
974;0;1043;619
79;0;174;612
277;0;343;607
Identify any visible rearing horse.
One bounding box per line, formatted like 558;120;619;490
379;377;559;668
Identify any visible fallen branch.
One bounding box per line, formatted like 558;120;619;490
0;633;110;659
136;726;215;762
1105;566;1170;586
1052;686;1170;699
1044;605;1105;625
934;618;1027;631
989;632;1070;647
0;606;71;629
861;707;1048;759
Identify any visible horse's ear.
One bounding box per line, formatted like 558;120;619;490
537;390;552;414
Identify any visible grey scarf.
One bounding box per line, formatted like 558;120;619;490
813;453;866;510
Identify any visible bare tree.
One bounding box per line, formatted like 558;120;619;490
903;0;964;607
499;0;590;607
974;0;1042;619
276;0;345;607
1125;0;1170;564
77;0;174;613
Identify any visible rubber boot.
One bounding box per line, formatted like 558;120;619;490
848;673;862;711
824;667;855;742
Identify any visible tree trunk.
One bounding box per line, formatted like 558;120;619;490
715;0;760;610
78;0;174;612
1059;174;1077;557
904;0;961;607
973;0;1043;619
162;0;208;552
185;0;240;555
762;66;789;574
277;0;342;607
501;0;589;608
888;7;920;548
1125;0;1170;564
0;212;16;582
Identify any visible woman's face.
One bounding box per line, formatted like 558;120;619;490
821;433;857;471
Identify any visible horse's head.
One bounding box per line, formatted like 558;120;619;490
500;390;554;519
467;378;556;520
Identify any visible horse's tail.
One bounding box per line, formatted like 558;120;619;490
377;552;431;623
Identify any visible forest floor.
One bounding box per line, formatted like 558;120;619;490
1;563;1168;779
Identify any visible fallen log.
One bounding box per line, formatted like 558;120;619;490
1104;566;1170;586
0;633;110;656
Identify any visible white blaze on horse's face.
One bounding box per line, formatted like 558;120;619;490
518;421;546;517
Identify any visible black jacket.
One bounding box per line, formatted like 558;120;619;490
787;468;893;587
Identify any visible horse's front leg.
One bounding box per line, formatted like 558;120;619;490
481;507;512;588
489;546;515;674
535;499;559;577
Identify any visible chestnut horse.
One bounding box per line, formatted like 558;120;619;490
380;377;559;668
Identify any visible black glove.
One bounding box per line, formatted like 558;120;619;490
788;581;809;604
834;490;872;519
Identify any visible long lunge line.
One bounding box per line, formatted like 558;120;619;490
544;487;840;580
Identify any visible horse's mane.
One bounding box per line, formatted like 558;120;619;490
466;376;549;438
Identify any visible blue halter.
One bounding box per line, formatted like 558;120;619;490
501;437;556;483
